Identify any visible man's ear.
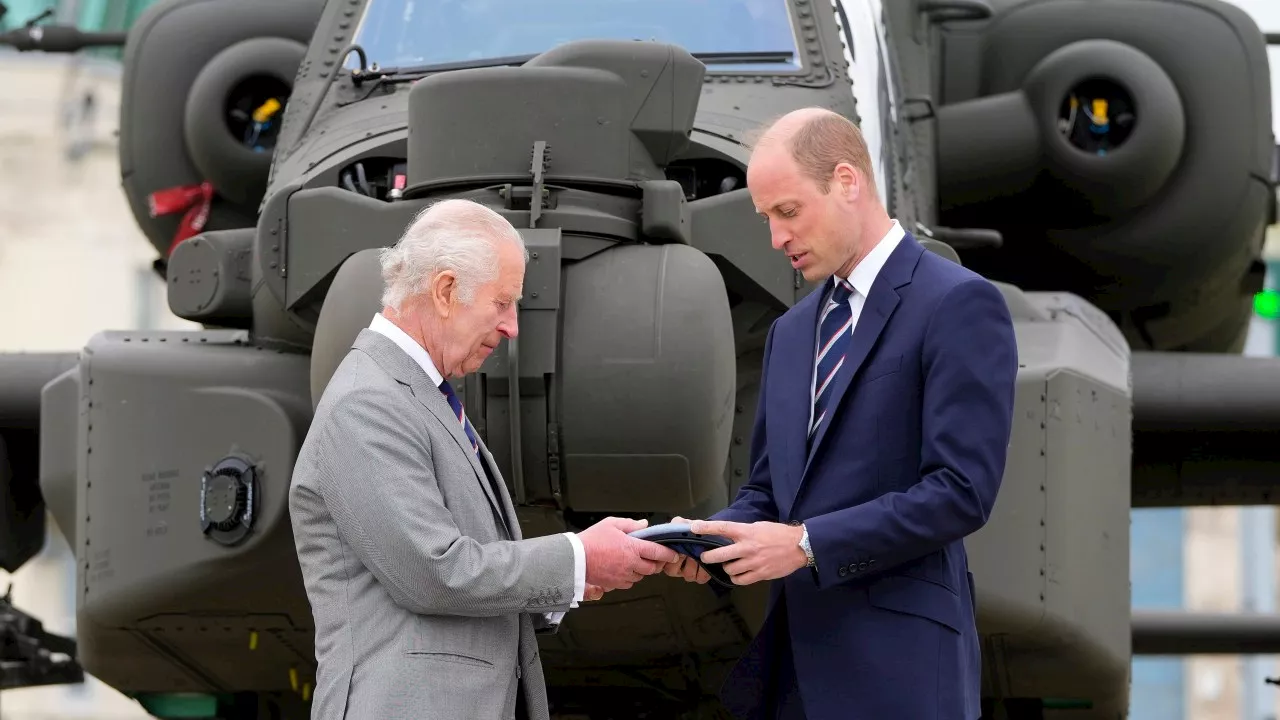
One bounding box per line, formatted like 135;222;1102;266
429;271;457;318
833;162;860;203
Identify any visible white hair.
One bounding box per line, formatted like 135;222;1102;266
378;198;525;310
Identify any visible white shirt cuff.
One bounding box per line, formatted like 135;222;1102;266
543;532;586;625
563;531;586;608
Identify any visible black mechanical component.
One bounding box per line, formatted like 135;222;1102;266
1133;610;1280;655
1058;78;1136;156
0;584;83;690
184;36;307;207
0;3;125;52
199;454;258;546
0;353;77;574
336;158;409;201
1131;351;1280;507
225;75;290;154
117;0;323;259
936;1;1273;354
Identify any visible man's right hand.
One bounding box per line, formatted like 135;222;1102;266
577;517;680;592
662;516;711;584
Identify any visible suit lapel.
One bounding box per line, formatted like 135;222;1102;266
478;441;520;539
354;330;512;537
411;379;513;539
771;289;824;502
800;235;925;484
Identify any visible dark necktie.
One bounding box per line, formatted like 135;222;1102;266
437;379;481;460
437;378;511;532
811;278;856;439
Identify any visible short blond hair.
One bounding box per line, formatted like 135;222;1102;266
753;108;876;194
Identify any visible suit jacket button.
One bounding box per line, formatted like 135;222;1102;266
838;566;849;577
859;561;868;570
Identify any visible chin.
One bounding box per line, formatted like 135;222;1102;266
800;267;827;283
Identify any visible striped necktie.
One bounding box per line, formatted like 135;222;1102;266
811;278;856;439
437;378;510;532
438;379;480;457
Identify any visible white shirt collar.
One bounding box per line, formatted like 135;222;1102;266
368;312;445;387
841;219;904;298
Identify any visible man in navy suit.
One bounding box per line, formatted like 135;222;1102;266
666;107;1018;719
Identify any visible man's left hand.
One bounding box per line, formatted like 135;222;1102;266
690;520;807;585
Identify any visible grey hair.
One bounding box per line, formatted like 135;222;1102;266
378;198;525;310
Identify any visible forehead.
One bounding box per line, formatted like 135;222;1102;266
492;241;525;294
748;146;808;209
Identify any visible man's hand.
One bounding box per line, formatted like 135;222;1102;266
584;584;605;601
662;516;710;584
577;517;680;592
691;520;807;586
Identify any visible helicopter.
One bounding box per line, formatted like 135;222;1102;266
1;0;1278;718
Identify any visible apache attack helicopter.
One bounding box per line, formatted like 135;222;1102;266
1;0;1278;718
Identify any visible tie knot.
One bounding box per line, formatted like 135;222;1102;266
830;278;854;305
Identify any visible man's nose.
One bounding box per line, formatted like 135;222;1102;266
769;220;790;251
498;307;519;339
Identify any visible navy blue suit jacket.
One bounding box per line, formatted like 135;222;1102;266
711;232;1018;720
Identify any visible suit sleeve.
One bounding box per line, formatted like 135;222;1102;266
537;532;586;632
804;277;1018;589
304;372;577;617
709;321;780;524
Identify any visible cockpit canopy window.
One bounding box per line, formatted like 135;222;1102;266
349;0;803;73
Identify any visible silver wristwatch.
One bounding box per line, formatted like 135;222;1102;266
798;524;816;568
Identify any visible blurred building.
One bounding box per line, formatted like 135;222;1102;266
0;50;193;720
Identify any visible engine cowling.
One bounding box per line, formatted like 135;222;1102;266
118;0;323;261
934;0;1274;352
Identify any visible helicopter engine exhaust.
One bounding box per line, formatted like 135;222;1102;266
117;0;323;264
932;0;1274;354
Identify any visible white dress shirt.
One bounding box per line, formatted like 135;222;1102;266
369;313;587;622
808;220;905;429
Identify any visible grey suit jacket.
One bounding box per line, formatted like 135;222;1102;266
289;329;576;720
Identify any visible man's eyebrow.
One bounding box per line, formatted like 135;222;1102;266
757;199;797;214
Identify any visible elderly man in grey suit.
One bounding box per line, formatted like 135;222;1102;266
289;198;679;720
